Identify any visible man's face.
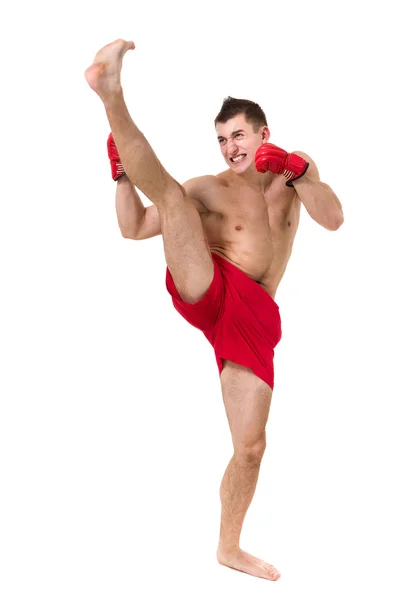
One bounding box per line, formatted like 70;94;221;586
216;114;270;174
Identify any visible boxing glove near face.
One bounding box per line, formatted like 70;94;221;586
255;143;309;187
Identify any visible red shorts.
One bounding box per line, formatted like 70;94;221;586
165;252;282;389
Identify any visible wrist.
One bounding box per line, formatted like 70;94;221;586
285;158;309;187
116;173;128;184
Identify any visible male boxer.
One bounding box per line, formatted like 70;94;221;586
85;38;343;581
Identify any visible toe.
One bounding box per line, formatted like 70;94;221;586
264;563;280;579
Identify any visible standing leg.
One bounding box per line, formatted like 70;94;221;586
85;39;214;303
217;360;280;581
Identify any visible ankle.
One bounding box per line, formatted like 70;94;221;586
103;87;124;110
218;540;240;555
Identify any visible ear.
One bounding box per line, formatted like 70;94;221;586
261;126;270;143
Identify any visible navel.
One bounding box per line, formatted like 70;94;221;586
288;221;291;227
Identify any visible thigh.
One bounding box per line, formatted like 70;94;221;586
159;193;214;304
220;359;273;451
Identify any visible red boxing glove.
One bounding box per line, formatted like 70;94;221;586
107;133;126;181
255;143;309;187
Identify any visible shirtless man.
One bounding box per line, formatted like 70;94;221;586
85;39;344;582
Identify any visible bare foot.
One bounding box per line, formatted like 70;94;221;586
84;39;135;102
217;547;281;581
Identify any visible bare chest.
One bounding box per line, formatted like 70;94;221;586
202;177;300;245
200;175;301;291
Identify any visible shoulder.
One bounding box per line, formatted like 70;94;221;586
292;150;333;191
292;150;320;180
183;175;225;194
182;175;226;213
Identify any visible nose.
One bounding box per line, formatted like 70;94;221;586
227;139;238;155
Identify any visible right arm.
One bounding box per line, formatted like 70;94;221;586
117;175;217;241
115;176;147;239
110;131;217;240
109;131;160;240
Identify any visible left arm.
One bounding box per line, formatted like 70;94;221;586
291;151;344;231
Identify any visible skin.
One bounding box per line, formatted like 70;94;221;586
195;114;298;300
85;38;343;583
118;116;343;300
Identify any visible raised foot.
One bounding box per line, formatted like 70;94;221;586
217;547;281;581
84;38;135;101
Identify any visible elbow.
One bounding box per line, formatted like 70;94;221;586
120;228;138;240
322;210;344;231
330;212;344;231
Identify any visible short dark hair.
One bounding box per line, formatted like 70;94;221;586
214;96;268;131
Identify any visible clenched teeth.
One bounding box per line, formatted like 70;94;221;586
231;154;247;163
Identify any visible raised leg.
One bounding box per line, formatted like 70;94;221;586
217;359;280;581
84;39;214;303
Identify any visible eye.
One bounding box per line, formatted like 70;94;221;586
235;133;244;138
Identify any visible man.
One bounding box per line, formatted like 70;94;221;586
85;38;344;582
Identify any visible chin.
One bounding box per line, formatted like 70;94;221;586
227;159;251;173
230;161;252;174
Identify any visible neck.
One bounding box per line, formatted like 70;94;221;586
228;166;275;192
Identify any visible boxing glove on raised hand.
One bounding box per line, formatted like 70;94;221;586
255;143;309;187
107;133;126;181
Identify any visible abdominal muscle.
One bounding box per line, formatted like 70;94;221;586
207;236;294;300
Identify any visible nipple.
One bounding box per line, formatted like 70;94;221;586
235;225;243;231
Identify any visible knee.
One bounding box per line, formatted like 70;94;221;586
235;437;266;465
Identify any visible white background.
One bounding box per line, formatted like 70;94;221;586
1;1;399;598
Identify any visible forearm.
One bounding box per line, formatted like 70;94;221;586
293;175;344;230
115;176;145;238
